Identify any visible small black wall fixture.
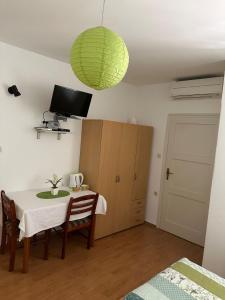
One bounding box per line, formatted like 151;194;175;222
8;85;21;97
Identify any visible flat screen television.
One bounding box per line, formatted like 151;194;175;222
49;85;92;118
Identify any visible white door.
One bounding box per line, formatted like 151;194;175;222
159;114;219;246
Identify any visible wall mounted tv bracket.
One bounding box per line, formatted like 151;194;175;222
34;112;70;140
42;113;67;130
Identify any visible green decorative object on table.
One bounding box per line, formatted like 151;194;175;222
36;190;70;199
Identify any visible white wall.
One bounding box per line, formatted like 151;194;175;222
0;42;137;192
203;76;225;277
133;82;221;224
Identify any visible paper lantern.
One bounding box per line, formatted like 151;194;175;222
70;26;129;90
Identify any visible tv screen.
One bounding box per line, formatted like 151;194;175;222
49;85;92;118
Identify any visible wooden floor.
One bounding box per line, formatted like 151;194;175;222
0;224;203;300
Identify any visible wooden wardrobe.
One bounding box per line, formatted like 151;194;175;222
79;120;153;239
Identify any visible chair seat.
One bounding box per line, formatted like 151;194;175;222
68;217;91;230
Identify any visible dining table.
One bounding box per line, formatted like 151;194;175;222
5;187;107;273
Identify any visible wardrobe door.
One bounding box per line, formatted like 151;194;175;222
114;124;138;232
95;121;123;239
130;126;153;226
79;120;103;191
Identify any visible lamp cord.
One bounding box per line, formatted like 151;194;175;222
101;0;106;26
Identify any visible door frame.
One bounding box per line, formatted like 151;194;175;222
157;113;220;230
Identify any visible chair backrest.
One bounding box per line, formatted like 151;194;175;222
1;191;17;223
65;193;99;223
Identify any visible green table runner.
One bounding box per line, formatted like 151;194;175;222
36;190;70;199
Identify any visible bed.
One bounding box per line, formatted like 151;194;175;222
124;258;225;300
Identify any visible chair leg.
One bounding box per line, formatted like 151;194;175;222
87;226;94;249
61;230;68;260
8;236;16;272
87;216;96;249
87;229;91;250
43;229;51;260
1;224;7;254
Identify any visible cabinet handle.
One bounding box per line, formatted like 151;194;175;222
134;173;137;181
115;175;121;183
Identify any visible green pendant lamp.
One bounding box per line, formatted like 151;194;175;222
70;0;129;90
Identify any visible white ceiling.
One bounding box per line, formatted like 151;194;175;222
1;0;225;85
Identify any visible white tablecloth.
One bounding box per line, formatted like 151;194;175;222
7;188;107;240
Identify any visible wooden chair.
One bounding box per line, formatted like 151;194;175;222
0;191;50;272
61;193;99;259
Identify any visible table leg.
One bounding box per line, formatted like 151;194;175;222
22;237;30;273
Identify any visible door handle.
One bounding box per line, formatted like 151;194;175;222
166;168;174;180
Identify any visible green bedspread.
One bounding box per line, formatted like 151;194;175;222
124;258;225;300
